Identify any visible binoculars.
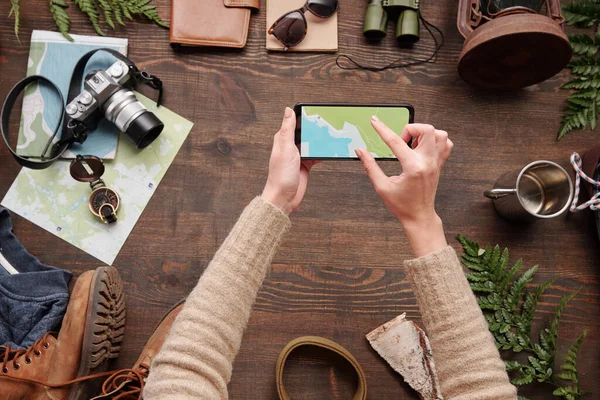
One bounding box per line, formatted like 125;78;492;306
363;0;420;44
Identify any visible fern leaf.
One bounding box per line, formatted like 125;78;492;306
9;0;20;40
540;292;579;357
512;373;533;386
569;58;600;75
50;0;72;41
569;87;597;99
505;360;523;372
590;98;598;129
505;265;537;311
96;0;115;29
562;77;600;89
563;1;600;27
499;257;521;294
458;235;589;397
122;0;169;28
519;279;554;337
457;234;480;257
74;0;105;35
555;331;587;387
553;385;582;398
569;34;599;56
109;0;124;25
558;106;589;140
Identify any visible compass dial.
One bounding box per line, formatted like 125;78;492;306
89;187;120;217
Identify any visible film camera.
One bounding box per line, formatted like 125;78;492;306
66;60;164;149
363;0;420;44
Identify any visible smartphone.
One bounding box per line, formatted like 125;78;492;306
294;103;414;160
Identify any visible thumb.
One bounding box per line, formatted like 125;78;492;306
356;149;388;191
279;107;296;145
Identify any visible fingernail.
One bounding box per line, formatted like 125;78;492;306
371;115;379;123
284;107;294;119
355;149;362;159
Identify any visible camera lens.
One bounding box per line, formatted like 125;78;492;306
103;89;163;149
126;111;164;149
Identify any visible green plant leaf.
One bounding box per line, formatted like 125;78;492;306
74;0;105;35
512;373;533;386
458;235;589;397
569;34;600;56
560;8;600;139
9;0;21;40
50;0;72;41
563;1;600;28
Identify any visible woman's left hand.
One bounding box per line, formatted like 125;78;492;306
262;107;320;215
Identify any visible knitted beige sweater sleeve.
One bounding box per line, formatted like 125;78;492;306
143;197;291;399
405;246;517;399
144;198;516;399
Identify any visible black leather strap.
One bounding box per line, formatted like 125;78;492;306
1;48;164;169
1;76;68;169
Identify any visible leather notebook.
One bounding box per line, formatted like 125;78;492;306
266;0;338;52
170;0;259;48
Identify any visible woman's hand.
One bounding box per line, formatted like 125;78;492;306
262;107;320;215
356;119;453;257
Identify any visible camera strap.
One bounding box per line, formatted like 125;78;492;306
1;48;164;169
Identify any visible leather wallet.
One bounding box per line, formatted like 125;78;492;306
170;0;259;48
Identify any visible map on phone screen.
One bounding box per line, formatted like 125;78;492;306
300;106;410;159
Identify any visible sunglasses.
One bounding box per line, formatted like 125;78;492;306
268;0;339;50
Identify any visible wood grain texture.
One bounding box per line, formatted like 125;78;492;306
0;0;599;398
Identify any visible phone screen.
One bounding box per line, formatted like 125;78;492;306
297;104;412;159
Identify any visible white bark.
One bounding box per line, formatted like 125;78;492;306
366;313;443;400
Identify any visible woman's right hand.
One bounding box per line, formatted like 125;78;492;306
355;119;453;258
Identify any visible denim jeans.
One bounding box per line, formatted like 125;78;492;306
0;207;72;349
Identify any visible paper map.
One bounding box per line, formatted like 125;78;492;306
2;93;193;265
301;106;410;158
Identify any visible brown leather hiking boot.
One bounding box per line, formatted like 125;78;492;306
0;266;126;400
91;300;184;400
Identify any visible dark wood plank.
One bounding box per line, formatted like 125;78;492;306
0;0;599;398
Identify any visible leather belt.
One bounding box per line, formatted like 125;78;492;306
276;336;367;400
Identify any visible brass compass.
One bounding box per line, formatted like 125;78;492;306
69;155;120;224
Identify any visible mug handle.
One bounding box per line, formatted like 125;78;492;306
484;188;517;199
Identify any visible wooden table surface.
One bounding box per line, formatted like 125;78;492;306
1;0;599;398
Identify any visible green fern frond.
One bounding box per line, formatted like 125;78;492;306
97;0;115;29
74;0;105;35
562;77;600;89
50;0;72;41
546;292;579;353
554;331;587;384
9;0;20;40
457;235;589;398
109;0;124;25
560;1;600;139
569;57;600;75
121;0;169;28
520;279;554;337
569;34;599;56
563;1;600;27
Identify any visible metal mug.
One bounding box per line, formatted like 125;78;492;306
484;160;574;221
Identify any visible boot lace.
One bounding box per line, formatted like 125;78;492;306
0;334;147;399
91;363;150;400
0;332;56;373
